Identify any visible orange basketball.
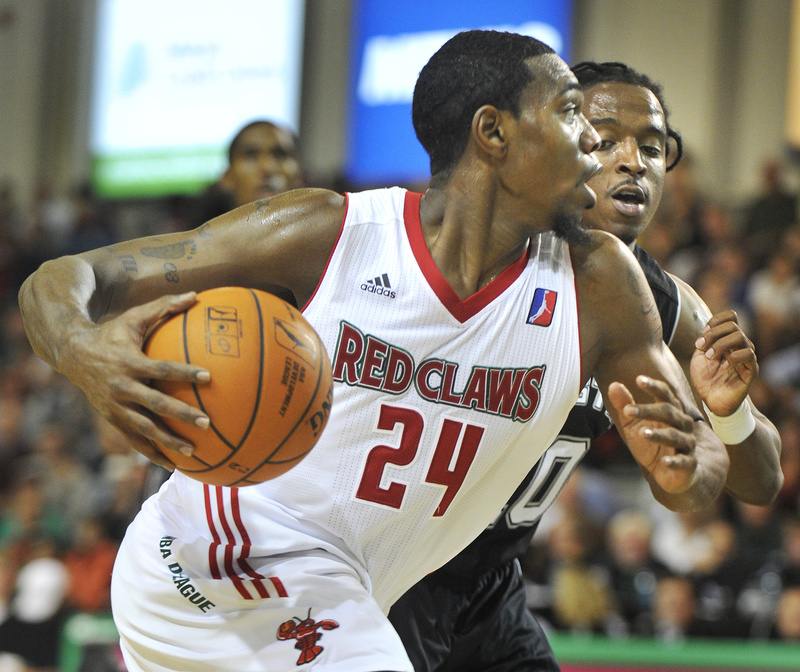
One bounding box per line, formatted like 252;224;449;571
143;286;333;487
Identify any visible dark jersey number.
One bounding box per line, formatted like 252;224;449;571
490;436;590;529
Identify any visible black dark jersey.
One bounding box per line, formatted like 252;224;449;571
432;245;679;578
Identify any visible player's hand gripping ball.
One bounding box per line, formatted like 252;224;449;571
144;287;333;486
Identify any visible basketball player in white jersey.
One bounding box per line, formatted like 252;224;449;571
18;31;730;672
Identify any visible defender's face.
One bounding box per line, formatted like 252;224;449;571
581;82;668;244
224;124;303;207
504;54;601;228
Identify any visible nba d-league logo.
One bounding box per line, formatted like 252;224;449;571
527;288;557;326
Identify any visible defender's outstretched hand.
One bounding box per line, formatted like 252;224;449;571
607;375;700;495
691;310;756;416
688;310;782;504
59;292;211;469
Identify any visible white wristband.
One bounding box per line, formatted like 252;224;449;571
702;401;756;445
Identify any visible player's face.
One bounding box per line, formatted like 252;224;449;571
506;54;601;235
224;124;303;207
581;82;668;245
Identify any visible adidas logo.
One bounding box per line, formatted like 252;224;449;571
360;273;396;299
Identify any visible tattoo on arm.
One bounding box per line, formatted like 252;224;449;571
164;263;180;283
197;223;213;239
648;320;662;346
255;199;271;217
119;254;138;274
626;268;644;299
140;240;197;260
627;269;661;346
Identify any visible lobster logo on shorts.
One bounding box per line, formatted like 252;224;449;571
277;609;339;665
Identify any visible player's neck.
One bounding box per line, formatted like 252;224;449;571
420;185;529;299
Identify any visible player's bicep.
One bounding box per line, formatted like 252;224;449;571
90;188;344;318
232;188;346;305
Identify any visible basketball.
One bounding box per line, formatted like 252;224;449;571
143;286;333;487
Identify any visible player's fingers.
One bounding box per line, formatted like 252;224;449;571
704;320;748;342
661;453;697;471
699;323;753;353
642;423;694;452
724;348;759;380
142;351;211;385
137;439;177;471
606;381;635;415
634;403;694;434
704;310;740;331
635;375;680;405
105;409;178;468
118;403;196;457
124;292;199;341
137;291;198;320
696;323;739;354
723;346;758;367
120;379;209;432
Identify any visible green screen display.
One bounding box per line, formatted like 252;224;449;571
90;0;305;198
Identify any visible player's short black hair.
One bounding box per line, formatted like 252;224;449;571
571;61;683;171
227;120;299;164
413;30;555;176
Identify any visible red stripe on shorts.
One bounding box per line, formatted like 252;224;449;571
214;487;253;599
269;576;289;598
230;488;270;598
203;484;222;579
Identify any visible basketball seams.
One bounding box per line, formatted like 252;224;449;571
210;288;268;462
148;286;331;486
228;308;329;487
179;290;266;475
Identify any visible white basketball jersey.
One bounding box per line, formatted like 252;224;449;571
166;187;582;611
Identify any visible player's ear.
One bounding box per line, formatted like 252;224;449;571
472;105;508;160
665;130;683;172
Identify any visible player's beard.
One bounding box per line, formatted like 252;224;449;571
551;209;591;246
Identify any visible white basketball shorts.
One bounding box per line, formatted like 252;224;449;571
111;493;412;672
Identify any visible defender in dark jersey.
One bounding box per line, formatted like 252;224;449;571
388;62;782;672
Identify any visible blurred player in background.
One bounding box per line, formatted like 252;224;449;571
205;120;305;218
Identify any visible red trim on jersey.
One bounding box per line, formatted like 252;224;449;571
300;193;349;314
403;191;531;323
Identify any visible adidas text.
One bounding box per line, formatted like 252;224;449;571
361;273;396;299
360;283;396;298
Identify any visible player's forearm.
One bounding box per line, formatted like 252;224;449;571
645;421;729;512
18;256;101;377
722;403;783;505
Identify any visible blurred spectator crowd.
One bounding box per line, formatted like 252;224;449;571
1;152;800;669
